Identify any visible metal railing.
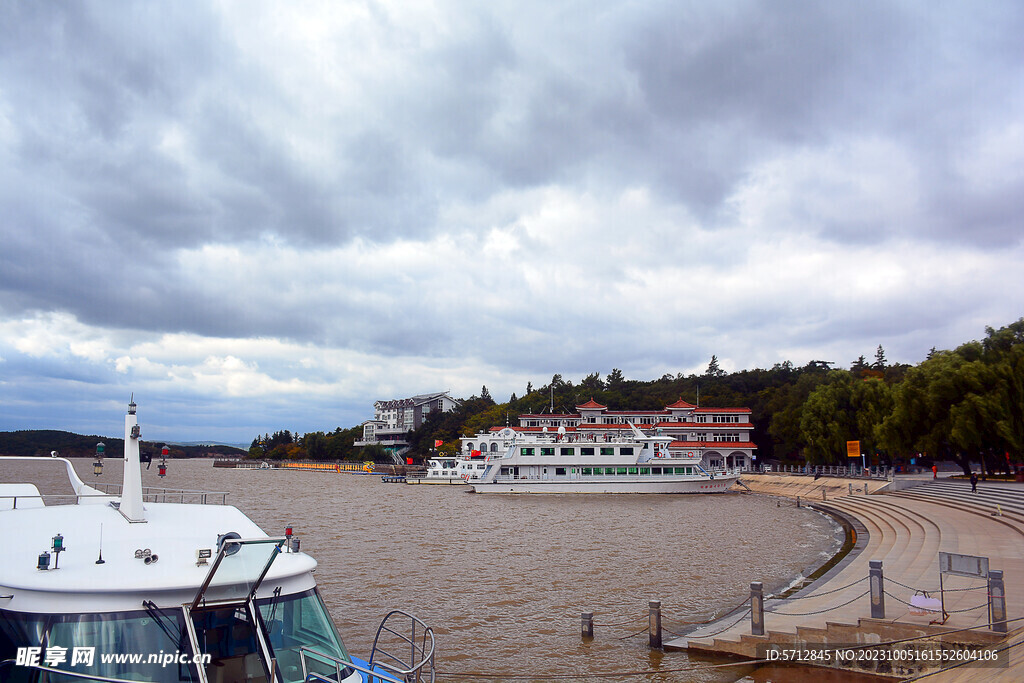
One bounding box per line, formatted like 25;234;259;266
300;610;435;683
757;464;893;479
2;485;229;509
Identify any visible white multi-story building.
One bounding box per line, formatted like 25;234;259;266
356;391;461;455
462;398;756;470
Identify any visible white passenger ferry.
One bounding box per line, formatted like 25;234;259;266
468;426;741;494
406;456;487;485
462;399;753;494
0;400;434;683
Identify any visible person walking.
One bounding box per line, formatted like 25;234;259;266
932;464;938;479
970;471;978;493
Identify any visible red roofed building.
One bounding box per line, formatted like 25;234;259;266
463;398;755;470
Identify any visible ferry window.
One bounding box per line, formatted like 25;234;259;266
620;447;634;455
651;467;662;475
627;467;638;475
616;467;628;475
560;447;575;455
599;447;614;456
639;467;650;475
581;447;595;456
674;467;688;474
541;447;555;456
521;448;535;455
686;467;693;475
555;467;566;476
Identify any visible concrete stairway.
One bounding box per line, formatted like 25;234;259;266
669;479;1024;679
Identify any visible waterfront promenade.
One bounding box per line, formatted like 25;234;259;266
668;472;1024;680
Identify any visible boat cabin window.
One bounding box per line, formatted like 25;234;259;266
580;448;595;456
2;607;201;682
520;448;534;456
555;468;566;476
599;448;614;456
620;447;634;455
559;448;574;455
540;448;555;456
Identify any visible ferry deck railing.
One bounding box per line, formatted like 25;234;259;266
1;486;229;509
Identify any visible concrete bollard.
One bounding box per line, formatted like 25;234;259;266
869;560;885;619
750;582;764;636
849;483;853;495
649;600;662;649
989;571;1007;633
581;612;594;638
796;496;800;508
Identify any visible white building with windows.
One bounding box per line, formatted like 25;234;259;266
355;391;461;455
463;398;756;470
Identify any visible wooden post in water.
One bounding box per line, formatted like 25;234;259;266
750;582;764;636
581;612;594;639
648;600;662;649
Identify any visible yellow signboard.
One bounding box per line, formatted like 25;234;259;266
846;440;861;458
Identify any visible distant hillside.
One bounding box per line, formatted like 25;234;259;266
0;430;247;459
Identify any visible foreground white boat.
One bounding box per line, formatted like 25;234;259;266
469;426;741;494
0;400;435;683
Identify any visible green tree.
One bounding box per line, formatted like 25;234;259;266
799;371;857;464
872;345;888;370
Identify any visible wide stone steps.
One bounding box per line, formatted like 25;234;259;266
670;480;1024;679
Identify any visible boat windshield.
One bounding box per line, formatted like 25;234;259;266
1;589;353;683
257;589;351;682
1;605;201;682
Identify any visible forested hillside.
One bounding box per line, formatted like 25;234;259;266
0;431;246;459
254;319;1024;477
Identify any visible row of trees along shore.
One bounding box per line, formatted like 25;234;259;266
250;319;1024;477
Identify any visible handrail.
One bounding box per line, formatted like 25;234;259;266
299;647;407;683
0;488;229;507
368;610;435;683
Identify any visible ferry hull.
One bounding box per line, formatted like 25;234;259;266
471;475;741;494
406;476;469;485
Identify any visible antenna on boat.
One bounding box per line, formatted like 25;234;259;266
96;523;105;565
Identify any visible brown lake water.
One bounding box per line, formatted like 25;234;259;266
6;457;846;682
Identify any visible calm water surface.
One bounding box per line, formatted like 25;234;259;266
12;458;844;682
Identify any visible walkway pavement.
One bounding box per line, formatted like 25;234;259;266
667;474;1024;680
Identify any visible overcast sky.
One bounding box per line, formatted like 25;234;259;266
1;1;1022;443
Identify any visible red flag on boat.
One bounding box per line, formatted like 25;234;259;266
406;457;413;465
471;450;482;457
434;440;443;447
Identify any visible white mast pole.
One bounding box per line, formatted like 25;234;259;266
120;396;146;522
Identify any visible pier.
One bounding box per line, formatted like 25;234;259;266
666;473;1024;679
